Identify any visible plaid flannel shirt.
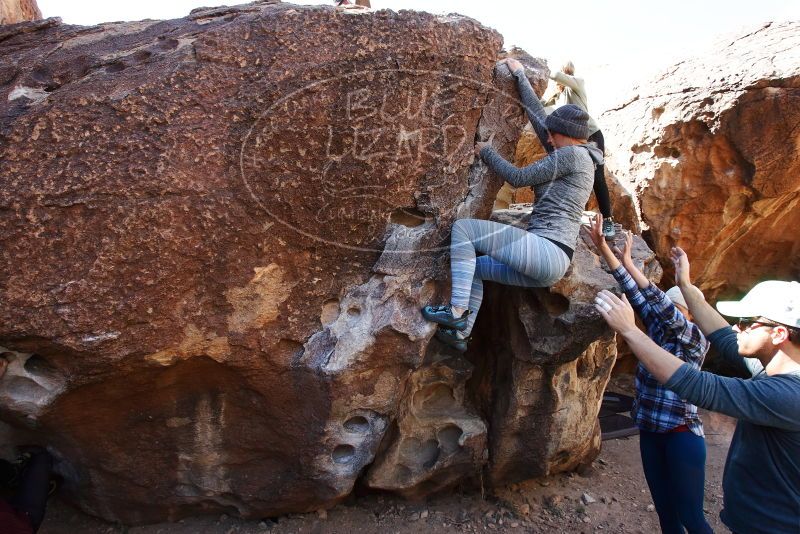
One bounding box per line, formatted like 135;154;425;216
612;265;709;436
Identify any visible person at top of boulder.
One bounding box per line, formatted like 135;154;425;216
588;217;713;534
420;57;602;352
543;60;615;237
595;248;800;534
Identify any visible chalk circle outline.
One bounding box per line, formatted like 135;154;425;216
239;67;563;254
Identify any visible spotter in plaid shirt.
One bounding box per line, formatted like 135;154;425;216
611;265;709;436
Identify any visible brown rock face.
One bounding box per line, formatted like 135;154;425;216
0;2;656;524
602;21;800;298
0;3;524;523
0;0;40;24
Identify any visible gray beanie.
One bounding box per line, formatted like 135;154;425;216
545;104;590;139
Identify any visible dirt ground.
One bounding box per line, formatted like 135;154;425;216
39;385;737;534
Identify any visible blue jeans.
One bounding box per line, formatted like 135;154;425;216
639;429;713;534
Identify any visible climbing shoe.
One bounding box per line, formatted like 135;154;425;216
435;327;469;353
602;217;616;238
421;305;471;330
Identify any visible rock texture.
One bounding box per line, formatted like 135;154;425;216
601;21;800;299
0;0;39;24
0;2;528;523
468;206;661;484
0;1;654;524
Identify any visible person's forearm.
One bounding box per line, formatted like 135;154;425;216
622;258;650;289
551;71;580;92
512;68;554;153
597;243;620;270
620;328;684;383
480;146;560;187
678;281;729;335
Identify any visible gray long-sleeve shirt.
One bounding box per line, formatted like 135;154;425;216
480;68;602;251
665;327;800;534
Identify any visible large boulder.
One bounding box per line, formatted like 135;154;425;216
601;21;800;299
0;2;528;523
0;1;657;524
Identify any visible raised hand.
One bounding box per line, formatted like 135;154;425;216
594;290;637;335
618;230;634;267
474;141;491;156
588;214;607;250
588;214;621;269
671;246;691;286
500;57;524;73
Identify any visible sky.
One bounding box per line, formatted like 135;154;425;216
37;0;800;112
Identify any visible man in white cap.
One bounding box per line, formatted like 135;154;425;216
594;246;800;534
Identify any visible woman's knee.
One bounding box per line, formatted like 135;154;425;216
451;218;473;238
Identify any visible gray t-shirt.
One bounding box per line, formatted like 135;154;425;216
665;326;800;534
479;68;602;251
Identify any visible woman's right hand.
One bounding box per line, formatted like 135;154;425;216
500;57;524;73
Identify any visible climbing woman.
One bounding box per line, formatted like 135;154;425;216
588;216;713;534
421;57;602;351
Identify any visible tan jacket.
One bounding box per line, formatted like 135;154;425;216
542;71;600;136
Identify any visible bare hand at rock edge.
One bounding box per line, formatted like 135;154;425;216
499;57;523;73
594;290;637;336
474;141;491;156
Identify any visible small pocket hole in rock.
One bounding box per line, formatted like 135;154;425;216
23;354;56;377
420;439;441;469
389;207;428;227
347;306;361;317
437;424;464;453
343;416;370;434
534;288;570;317
414;383;456;413
320;299;340;326
332;444;355;464
106;62;126;73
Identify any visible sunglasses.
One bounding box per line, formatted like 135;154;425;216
736;318;781;331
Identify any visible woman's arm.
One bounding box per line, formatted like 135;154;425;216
499;58;554;153
478;145;564;188
588;215;654;322
551;71;581;93
671;247;730;335
617;230;651;290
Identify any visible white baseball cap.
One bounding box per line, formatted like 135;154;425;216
716;280;800;328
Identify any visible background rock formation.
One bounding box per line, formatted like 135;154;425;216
601;21;800;299
0;2;642;524
0;0;40;24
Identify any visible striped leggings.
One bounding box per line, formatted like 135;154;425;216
450;219;571;336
